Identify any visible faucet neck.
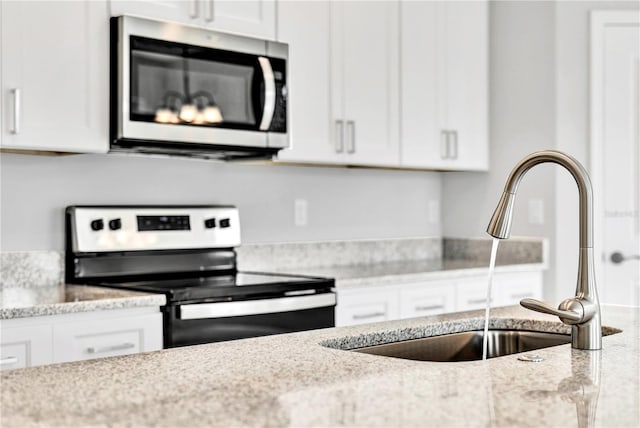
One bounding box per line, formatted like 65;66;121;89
501;150;593;249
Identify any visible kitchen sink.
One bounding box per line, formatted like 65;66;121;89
352;329;572;362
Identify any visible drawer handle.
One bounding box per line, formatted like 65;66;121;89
86;343;135;355
11;88;20;134
415;304;444;312
352;312;386;320
0;356;19;365
468;298;488;305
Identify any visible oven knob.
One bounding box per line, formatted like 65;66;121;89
204;218;216;229
219;218;230;228
109;218;122;231
90;219;104;231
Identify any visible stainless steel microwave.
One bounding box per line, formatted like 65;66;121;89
110;15;289;160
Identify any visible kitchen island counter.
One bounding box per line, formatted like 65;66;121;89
1;305;638;427
0;285;166;319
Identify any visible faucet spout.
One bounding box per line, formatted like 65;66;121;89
487;150;601;350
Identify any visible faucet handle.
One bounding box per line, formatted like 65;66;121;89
520;298;584;324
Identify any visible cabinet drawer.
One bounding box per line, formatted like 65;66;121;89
336;287;399;327
53;313;162;363
0;342;28;370
0;324;53;370
399;282;456;318
456;278;491;311
495;272;543;306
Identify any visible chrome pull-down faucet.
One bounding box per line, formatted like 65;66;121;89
487;150;601;350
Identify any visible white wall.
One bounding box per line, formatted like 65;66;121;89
0;153;441;251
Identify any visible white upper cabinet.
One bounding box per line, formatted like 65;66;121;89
0;1;109;153
401;1;488;171
332;1;400;167
275;1;336;164
109;0;276;39
276;0;400;167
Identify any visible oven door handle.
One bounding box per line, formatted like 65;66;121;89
257;56;276;131
178;293;336;320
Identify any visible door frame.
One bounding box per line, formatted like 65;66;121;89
590;10;640;291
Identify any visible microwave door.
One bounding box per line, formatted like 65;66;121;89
257;57;276;132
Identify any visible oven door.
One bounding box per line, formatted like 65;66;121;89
164;292;336;348
114;15;288;149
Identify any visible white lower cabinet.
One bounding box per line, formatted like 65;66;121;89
335;286;399;327
456;277;492;311
399;282;456;318
52;311;163;364
335;270;543;327
0;307;162;370
0;324;53;371
494;271;543;306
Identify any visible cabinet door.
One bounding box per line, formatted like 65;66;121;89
205;0;275;39
400;1;445;169
0;324;53;371
53;313;163;363
334;1;400;167
336;286;399;327
1;1;108;153
456;276;491;311
440;1;488;171
109;0;195;23
275;1;337;164
400;281;456;318
494;271;543;307
110;1;275;39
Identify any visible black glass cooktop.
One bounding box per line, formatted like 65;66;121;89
92;271;334;303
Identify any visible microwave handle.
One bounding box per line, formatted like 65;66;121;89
258;57;277;131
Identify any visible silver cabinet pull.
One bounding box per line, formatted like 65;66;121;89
352;312;386;320
468;298;487;305
86;342;135;355
346;120;356;153
415;304;444;312
0;356;19;365
189;0;199;19
440;130;449;159
11;88;20;134
451;130;459;159
204;0;214;22
335;120;344;153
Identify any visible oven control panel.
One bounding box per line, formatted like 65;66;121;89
67;206;241;252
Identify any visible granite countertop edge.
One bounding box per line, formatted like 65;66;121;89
0;285;167;320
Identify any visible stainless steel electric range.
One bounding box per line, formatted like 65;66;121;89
65;206;335;348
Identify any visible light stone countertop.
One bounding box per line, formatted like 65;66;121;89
0;285;166;319
271;258;546;289
1;305;638;427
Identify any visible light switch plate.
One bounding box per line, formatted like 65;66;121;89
528;198;544;225
294;199;308;227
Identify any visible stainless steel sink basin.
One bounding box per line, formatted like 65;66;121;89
353;330;572;362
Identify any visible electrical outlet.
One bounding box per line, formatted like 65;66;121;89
528;198;544;225
428;200;440;224
294;199;308;227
